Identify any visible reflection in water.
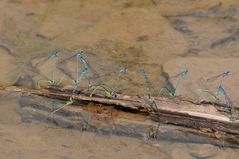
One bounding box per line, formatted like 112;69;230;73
0;0;239;158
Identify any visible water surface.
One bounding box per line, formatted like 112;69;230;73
1;0;239;158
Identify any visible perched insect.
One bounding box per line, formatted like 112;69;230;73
206;71;230;96
37;51;66;88
217;85;238;121
72;51;89;92
140;69;159;112
88;83;117;98
173;69;188;96
140;69;152;99
218;85;232;108
158;69;188;97
199;71;230;103
199;71;238;121
51;51;58;82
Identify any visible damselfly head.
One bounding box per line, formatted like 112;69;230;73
222;71;230;78
180;69;188;77
140;69;146;76
51;51;58;59
119;67;128;74
207;71;230;82
76;50;84;60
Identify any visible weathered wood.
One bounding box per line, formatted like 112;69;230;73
16;95;239;147
1;85;239;145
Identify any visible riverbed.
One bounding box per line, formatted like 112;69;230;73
0;0;239;158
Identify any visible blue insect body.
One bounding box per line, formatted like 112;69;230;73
218;85;232;108
75;51;89;86
51;51;58;83
207;72;237;120
215;71;230;96
173;69;188;96
140;69;152;99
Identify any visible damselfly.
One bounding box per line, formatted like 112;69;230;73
140;69;152;99
158;69;188;97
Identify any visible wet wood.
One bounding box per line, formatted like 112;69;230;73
1;85;239;145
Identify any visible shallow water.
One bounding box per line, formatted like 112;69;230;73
1;0;239;158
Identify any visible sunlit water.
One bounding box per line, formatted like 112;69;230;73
0;0;239;158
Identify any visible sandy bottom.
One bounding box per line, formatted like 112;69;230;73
1;0;239;158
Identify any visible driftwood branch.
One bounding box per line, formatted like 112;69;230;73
1;85;239;145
